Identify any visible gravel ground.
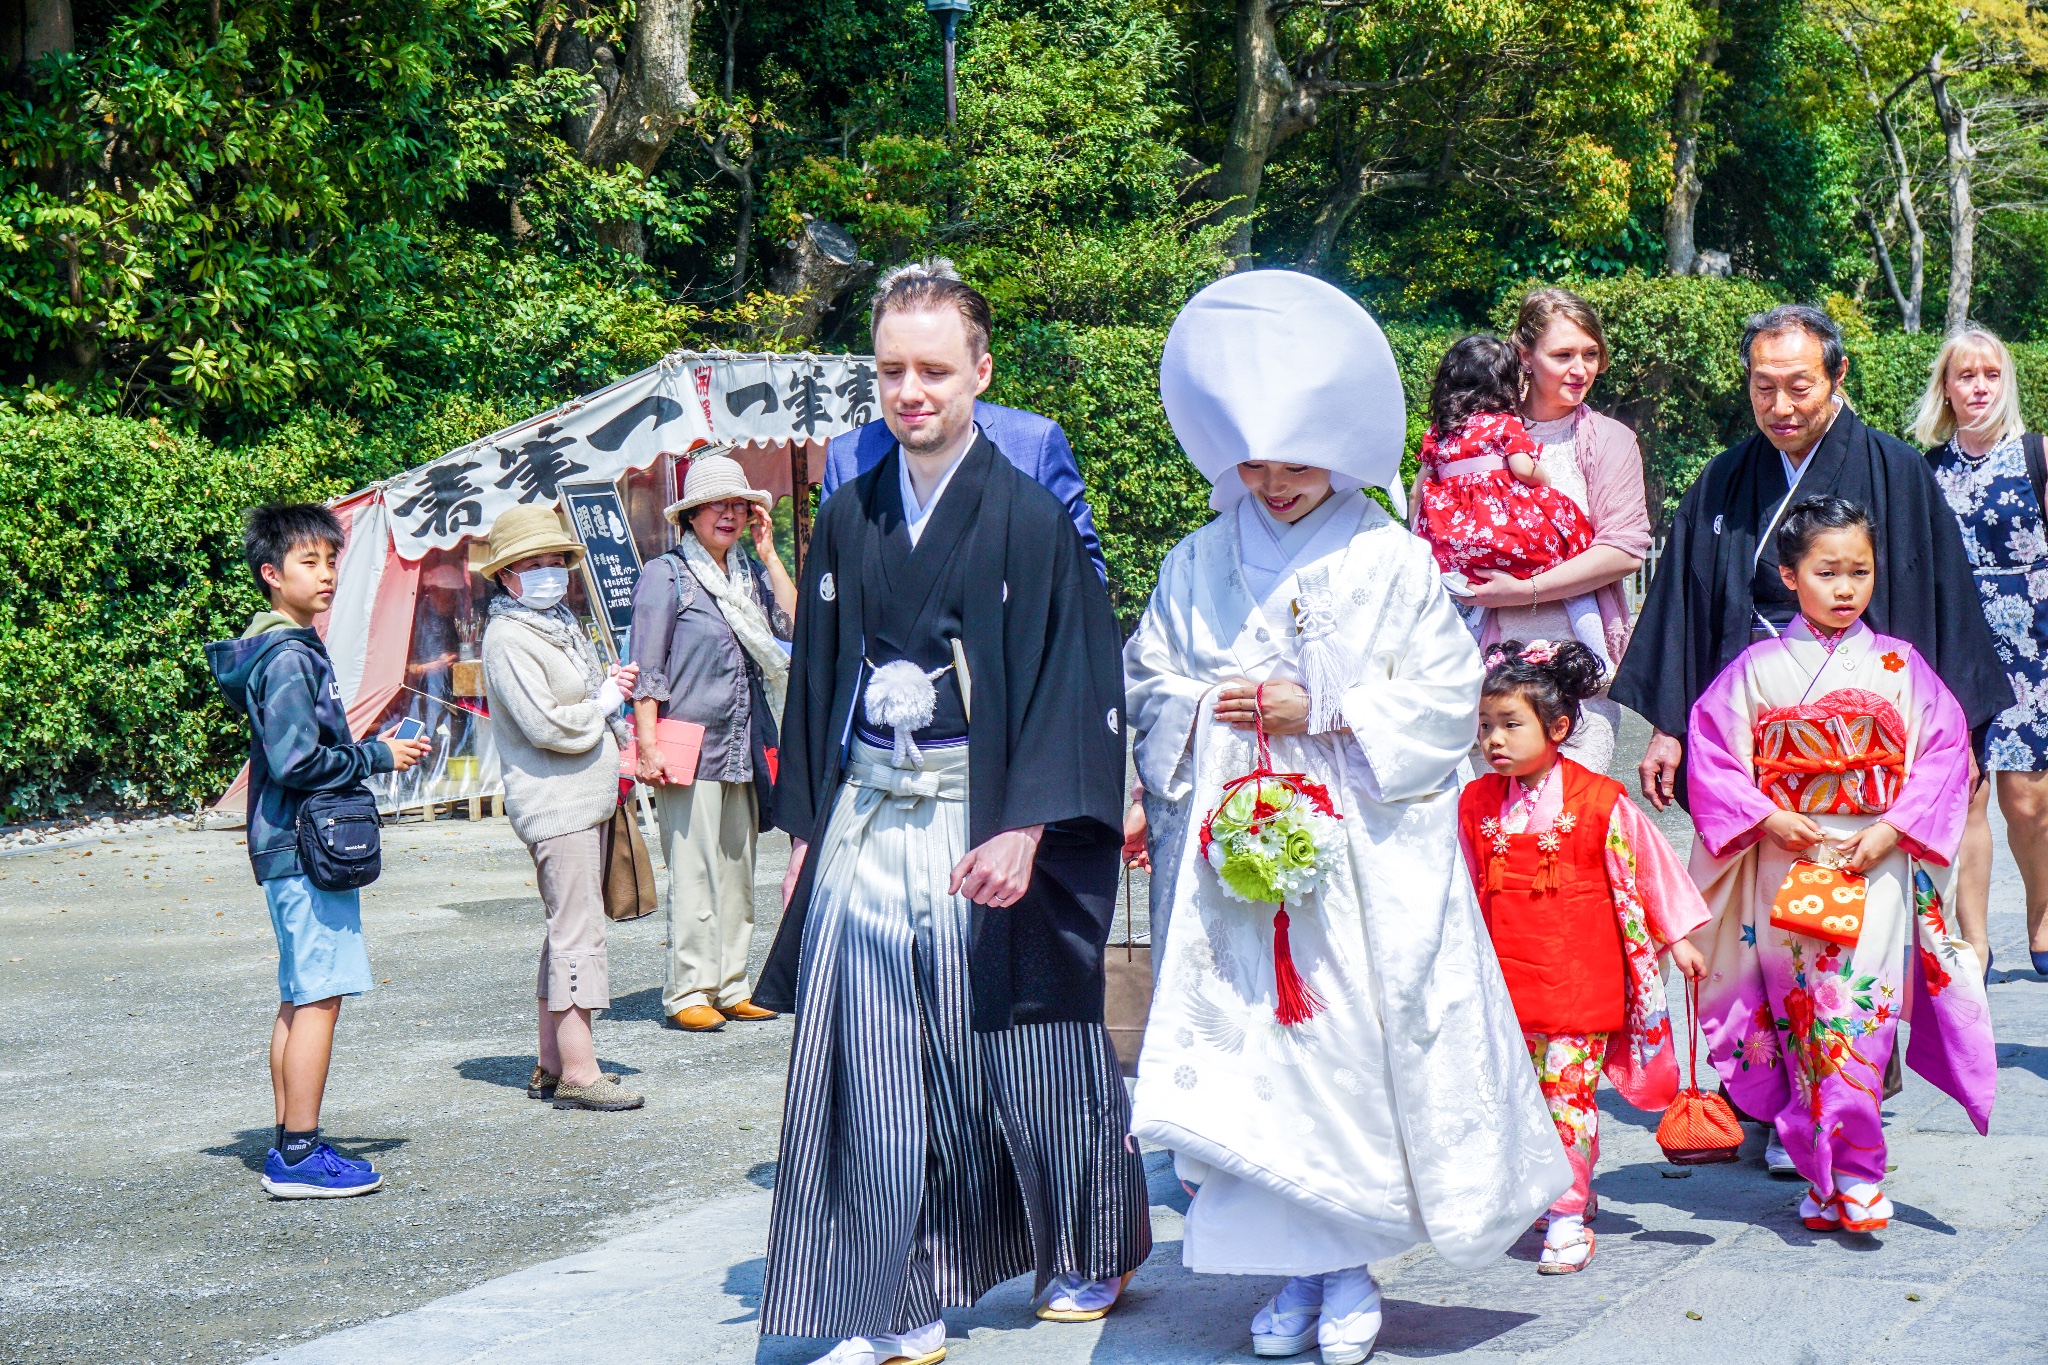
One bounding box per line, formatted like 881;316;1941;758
0;809;200;853
0;810;806;1364
0;713;1728;1365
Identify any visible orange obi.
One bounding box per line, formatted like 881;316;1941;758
1752;688;1906;815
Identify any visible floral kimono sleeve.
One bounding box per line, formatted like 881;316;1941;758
1597;796;1702;1111
1605;797;1711;952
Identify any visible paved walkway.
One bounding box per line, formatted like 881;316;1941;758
254;803;2048;1365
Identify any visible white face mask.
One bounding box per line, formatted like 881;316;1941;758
512;565;570;611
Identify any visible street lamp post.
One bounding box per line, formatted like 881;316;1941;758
925;0;971;128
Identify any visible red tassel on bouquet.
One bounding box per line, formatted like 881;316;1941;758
1272;907;1325;1026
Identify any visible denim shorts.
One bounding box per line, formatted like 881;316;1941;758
262;874;375;1005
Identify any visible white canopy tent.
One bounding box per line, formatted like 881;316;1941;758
214;349;877;817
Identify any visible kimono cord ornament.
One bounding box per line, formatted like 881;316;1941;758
1293;567;1353;734
864;658;951;770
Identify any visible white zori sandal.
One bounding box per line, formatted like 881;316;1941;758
1536;1214;1596;1275
1035;1271;1135;1322
1252;1274;1323;1357
1317;1266;1384;1364
805;1320;946;1365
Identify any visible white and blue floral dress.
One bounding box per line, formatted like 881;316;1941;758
1931;433;2048;770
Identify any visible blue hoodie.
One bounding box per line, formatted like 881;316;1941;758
206;614;394;883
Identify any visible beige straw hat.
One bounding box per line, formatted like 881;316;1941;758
477;504;586;580
664;453;773;524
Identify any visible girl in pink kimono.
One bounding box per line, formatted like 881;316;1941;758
1688;495;1996;1233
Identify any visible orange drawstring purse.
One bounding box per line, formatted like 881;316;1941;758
1656;977;1745;1165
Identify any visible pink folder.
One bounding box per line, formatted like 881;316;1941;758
619;718;706;785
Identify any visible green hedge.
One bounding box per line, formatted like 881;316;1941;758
24;274;2048;816
991;320;1209;624
0;412;360;817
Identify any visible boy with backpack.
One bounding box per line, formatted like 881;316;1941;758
207;504;431;1198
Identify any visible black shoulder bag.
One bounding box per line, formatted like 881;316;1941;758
296;785;384;890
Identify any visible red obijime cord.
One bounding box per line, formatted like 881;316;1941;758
1254;683;1325;1026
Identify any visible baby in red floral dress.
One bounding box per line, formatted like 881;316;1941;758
1414;335;1610;671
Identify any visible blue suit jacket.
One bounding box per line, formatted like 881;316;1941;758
821;400;1107;582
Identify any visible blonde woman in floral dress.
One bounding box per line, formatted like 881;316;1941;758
1920;324;2048;978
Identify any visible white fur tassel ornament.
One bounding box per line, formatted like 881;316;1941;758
1292;568;1352;735
865;659;950;769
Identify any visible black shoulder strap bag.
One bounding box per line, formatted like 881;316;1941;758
297;784;384;890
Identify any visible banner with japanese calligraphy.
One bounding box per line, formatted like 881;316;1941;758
675;351;877;446
381;350;876;561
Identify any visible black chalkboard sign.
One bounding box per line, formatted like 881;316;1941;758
560;479;643;657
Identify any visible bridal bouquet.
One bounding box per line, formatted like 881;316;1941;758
1198;701;1346;1026
1200;773;1345;906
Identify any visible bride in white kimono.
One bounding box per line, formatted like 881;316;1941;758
1126;271;1572;1364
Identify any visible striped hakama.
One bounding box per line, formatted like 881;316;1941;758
762;742;1151;1339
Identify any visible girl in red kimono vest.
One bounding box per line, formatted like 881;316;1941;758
1459;640;1710;1273
1687;496;1994;1236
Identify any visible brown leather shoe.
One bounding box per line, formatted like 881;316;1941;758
719;999;780;1022
667;1005;727;1032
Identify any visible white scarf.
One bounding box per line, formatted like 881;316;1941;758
487;595;631;746
680;531;789;719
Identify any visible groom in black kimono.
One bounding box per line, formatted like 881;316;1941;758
755;263;1150;1364
1613;303;2010;812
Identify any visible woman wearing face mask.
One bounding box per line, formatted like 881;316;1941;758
480;505;645;1112
627;453;796;1033
1920;325;2048;980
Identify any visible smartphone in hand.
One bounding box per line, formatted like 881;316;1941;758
392;716;428;742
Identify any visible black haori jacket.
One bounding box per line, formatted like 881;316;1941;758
755;433;1128;1030
1612;405;2012;807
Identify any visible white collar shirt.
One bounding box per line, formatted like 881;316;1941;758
897;427;977;547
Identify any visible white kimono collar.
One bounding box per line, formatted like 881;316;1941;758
1228;489;1368;672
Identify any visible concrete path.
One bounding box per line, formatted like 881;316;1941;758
252;804;2048;1365
7;708;2045;1365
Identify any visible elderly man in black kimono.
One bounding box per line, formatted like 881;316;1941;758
1611;303;2010;1176
754;263;1150;1365
1613;303;2009;807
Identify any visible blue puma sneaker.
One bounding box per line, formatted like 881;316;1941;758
262;1143;383;1199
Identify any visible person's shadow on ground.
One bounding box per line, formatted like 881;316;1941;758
202;1127;409;1173
454;1055;642;1090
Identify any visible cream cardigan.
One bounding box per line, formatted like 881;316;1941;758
482;615;620;846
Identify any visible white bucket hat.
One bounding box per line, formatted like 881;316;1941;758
664;453;773;524
1159;269;1408;514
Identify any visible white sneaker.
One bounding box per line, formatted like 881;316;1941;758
1036;1271;1131;1322
1316;1266;1382;1365
1764;1136;1798;1177
1252;1274;1323;1356
805;1319;946;1365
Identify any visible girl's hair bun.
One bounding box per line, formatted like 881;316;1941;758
1480;638;1606;740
